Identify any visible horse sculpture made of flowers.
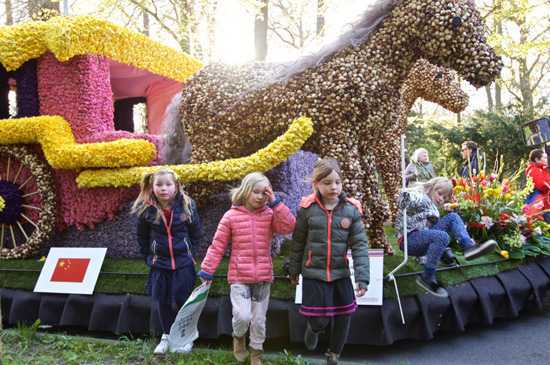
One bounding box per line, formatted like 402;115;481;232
164;0;502;253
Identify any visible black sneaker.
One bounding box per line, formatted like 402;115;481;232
304;322;319;351
416;275;449;298
464;239;496;261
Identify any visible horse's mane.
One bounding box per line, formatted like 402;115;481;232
263;0;404;86
161;92;192;165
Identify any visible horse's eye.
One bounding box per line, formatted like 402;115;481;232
452;16;462;27
436;72;443;79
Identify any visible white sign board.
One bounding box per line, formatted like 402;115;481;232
295;249;384;305
34;247;107;295
170;282;211;352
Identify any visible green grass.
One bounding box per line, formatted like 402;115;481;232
0;227;527;300
1;321;314;364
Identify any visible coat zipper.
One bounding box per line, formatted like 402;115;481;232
314;196;345;282
159;208;175;270
184;238;196;265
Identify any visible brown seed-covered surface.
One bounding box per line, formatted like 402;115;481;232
166;0;501;253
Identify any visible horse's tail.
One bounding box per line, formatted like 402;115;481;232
160;92;192;165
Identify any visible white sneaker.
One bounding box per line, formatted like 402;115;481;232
171;341;194;354
154;334;170;354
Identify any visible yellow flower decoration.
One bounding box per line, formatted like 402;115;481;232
0;16;202;81
500;250;509;258
77;117;314;188
0;116;155;169
0;196;5;212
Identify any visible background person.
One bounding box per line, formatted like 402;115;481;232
525;149;550;224
460;141;486;178
404;147;435;187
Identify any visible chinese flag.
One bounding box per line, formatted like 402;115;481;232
50;258;91;283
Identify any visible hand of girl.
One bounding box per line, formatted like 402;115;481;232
355;283;366;297
290;276;299;285
200;277;211;284
265;185;275;204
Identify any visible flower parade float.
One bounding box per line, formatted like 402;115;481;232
164;0;503;254
2;1;550;347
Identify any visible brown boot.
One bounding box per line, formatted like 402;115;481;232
250;347;263;365
232;332;247;362
325;350;340;365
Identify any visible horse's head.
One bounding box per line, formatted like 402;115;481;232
405;59;469;114
405;0;502;88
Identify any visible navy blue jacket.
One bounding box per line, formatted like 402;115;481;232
136;194;201;270
460;151;485;178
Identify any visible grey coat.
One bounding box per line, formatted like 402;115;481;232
394;190;440;240
404;161;435;186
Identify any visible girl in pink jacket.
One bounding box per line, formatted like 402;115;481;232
198;172;296;364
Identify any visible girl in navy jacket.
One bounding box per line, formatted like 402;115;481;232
132;168;201;354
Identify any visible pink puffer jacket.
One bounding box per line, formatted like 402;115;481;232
199;200;296;283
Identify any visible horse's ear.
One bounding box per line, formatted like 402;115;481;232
452;16;462;27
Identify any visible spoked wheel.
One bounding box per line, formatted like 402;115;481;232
0;145;56;259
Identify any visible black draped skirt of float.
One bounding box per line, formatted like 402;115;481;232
2;258;550;346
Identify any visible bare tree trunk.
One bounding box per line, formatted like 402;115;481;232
28;0;39;18
142;11;149;37
188;1;203;61
255;0;269;61
5;0;13;25
485;85;494;112
205;0;218;62
495;15;502;109
316;0;325;37
495;81;502;109
519;57;534;111
177;1;191;54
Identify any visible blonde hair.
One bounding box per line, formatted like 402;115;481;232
309;157;343;190
408;176;453;202
131;168;194;224
412;148;429;163
230;172;271;205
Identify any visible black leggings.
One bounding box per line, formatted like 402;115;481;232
308;313;351;355
158;301;184;334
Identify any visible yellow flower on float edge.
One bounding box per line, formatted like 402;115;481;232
0;116;155;169
500;250;509;258
76;117;314;188
0;196;5;212
0;16;202;82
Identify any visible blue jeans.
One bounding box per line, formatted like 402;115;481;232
402;213;474;275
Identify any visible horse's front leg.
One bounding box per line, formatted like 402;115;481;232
374;130;402;225
359;145;394;254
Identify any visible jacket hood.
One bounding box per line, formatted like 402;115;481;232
231;204;269;214
527;160;548;170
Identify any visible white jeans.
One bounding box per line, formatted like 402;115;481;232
230;282;271;350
